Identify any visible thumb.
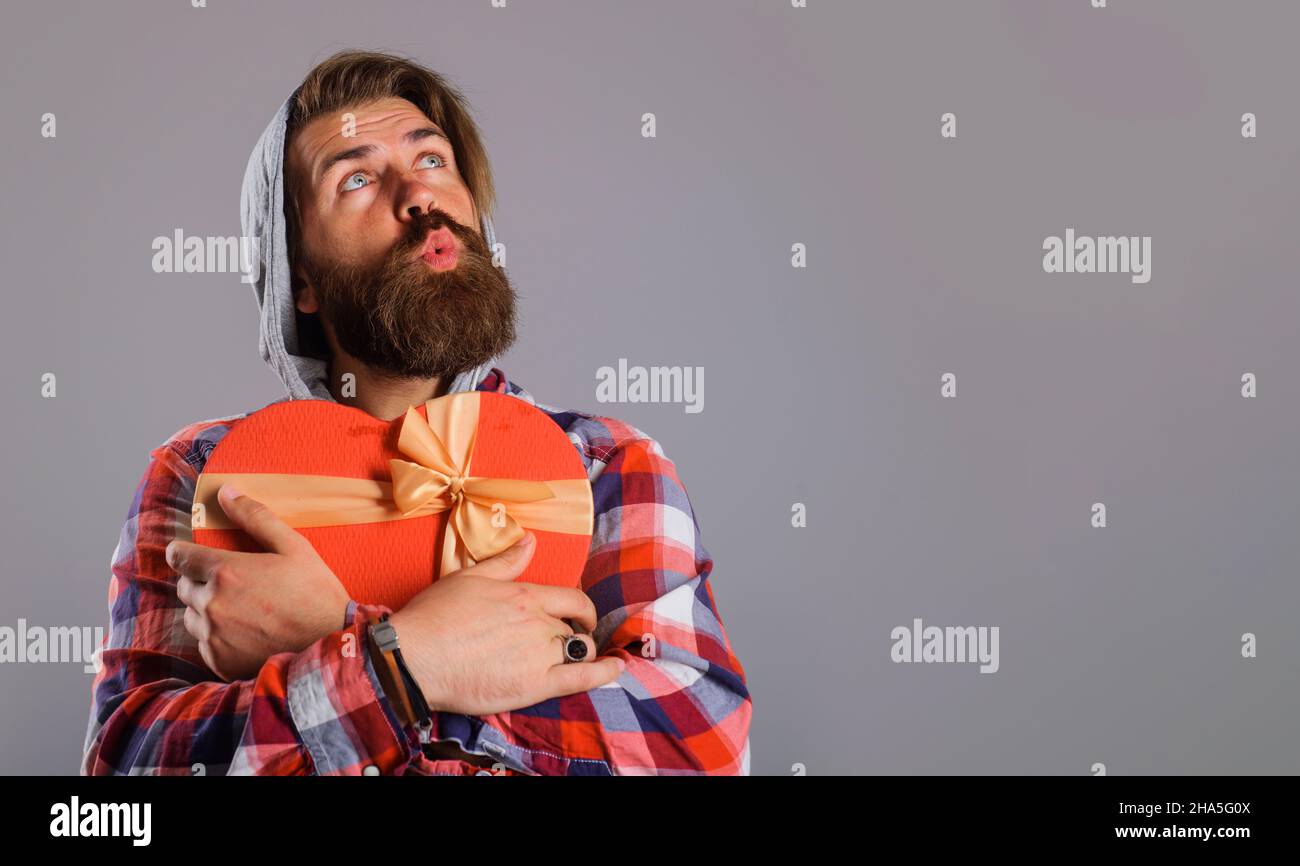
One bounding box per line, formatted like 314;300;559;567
217;483;305;555
458;531;536;581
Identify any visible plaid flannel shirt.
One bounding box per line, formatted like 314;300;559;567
81;368;751;775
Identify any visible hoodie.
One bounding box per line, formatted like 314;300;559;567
239;93;501;402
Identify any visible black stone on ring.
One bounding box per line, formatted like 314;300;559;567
561;635;589;663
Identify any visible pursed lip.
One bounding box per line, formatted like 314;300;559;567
416;227;460;270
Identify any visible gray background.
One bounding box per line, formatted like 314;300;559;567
1;0;1296;775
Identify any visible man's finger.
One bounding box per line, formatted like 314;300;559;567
175;574;212;611
183;605;209;643
543;655;624;698
458;532;536;581
528;586;598;633
165;539;237;581
217;484;304;555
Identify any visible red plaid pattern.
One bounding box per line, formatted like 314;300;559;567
81;369;751;775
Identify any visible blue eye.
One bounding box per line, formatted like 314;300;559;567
341;172;369;192
419;153;446;169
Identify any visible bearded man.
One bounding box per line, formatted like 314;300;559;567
81;50;750;776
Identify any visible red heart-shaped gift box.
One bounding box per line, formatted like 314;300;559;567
190;392;593;611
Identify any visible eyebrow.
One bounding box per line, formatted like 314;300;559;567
317;126;451;181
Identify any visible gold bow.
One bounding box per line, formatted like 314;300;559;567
191;392;593;577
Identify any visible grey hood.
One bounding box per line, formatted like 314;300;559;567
239;93;500;402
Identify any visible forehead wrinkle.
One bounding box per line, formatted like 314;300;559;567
304;105;446;189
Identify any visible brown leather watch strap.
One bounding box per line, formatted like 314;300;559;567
365;616;417;728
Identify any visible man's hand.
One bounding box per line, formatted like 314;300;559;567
391;531;625;716
167;484;350;681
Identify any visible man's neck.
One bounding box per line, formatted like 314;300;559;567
327;349;450;422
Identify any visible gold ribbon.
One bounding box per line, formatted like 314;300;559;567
191;392;593;577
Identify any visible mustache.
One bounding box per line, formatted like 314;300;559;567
393;208;486;259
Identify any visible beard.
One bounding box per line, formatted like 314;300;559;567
300;207;517;382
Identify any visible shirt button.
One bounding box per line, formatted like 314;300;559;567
363;765;381;776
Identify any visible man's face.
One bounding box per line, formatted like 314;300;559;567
287;96;515;380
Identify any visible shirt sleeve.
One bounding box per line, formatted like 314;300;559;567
81;433;418;776
430;429;753;775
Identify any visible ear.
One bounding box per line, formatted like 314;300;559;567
293;270;320;314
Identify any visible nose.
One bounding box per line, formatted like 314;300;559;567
396;176;437;224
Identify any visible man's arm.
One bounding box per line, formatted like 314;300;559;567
82;430;418;776
433;428;752;775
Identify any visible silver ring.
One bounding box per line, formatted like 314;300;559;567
560;634;589;664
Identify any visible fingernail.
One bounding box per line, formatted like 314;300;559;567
164;541;176;568
219;484;243;502
521;532;536;547
614;657;626;673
